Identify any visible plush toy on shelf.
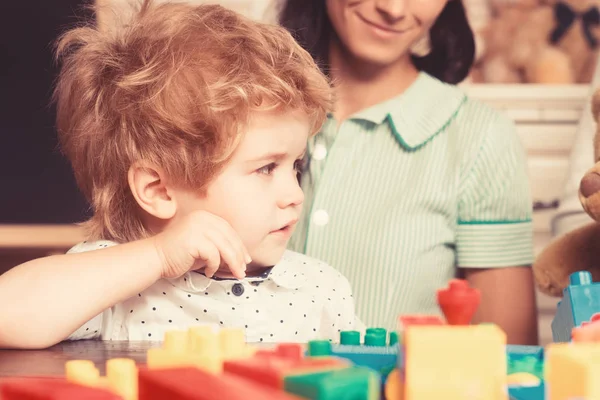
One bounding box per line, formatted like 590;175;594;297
477;0;600;84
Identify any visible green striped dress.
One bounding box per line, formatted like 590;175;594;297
288;72;534;331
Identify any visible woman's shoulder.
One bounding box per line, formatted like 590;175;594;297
451;91;518;144
407;73;514;137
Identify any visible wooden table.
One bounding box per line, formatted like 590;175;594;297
0;341;161;377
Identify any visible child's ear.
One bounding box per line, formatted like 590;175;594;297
128;164;177;220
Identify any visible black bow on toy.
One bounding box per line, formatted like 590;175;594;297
550;1;600;49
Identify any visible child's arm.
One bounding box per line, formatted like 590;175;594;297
464;267;539;345
0;239;162;349
0;210;249;349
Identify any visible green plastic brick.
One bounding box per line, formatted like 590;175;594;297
308;340;332;357
284;367;380;400
340;330;361;345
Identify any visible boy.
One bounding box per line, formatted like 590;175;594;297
0;1;362;349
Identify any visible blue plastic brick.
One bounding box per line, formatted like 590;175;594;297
506;345;544;379
508;382;545;400
327;344;398;380
551;271;600;342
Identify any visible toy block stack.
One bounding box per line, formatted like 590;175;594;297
9;274;600;400
305;328;398;383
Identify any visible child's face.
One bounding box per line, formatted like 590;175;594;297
175;109;309;271
326;0;447;66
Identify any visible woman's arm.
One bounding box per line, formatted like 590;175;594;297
463;267;538;345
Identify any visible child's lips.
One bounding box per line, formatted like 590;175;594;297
271;221;297;236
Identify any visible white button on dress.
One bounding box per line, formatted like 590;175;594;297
313;144;327;161
312;209;329;226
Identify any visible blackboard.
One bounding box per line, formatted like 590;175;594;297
0;0;92;224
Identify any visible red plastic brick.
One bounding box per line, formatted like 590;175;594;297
398;315;445;330
437;279;481;325
580;312;600;327
224;351;347;390
0;377;121;400
137;367;302;400
274;343;304;361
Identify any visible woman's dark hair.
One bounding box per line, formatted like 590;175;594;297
278;0;475;84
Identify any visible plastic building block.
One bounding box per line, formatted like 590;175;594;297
137;366;302;400
551;271;600;342
340;331;361;345
106;358;137;400
366;328;386;335
65;360;102;387
308;340;332;356
283;366;380;400
508;382;545;400
572;313;600;342
545;342;600;399
506;345;544;379
506;372;540;386
579;311;600;327
224;345;348;390
404;324;507;400
397;315;444;334
65;358;138;399
145;326;254;373
396;316;443;373
436;279;481;325
326;343;398;380
307;331;399;381
384;369;403;400
269;343;304;361
0;378;121;400
340;328;396;347
364;333;386;346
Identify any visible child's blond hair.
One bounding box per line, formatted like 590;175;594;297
54;1;332;243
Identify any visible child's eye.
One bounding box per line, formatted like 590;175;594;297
257;163;277;175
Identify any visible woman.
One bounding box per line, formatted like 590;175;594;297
281;0;538;344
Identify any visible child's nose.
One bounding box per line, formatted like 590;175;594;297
279;179;304;209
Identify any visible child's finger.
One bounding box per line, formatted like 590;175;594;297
206;229;246;279
209;215;252;263
193;240;221;278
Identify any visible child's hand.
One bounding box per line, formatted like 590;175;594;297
153;210;251;279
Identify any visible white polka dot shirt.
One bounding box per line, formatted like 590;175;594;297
66;241;364;343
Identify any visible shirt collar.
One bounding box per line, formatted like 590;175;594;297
170;251;308;292
345;72;467;151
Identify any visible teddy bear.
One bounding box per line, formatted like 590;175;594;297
479;0;600;84
533;89;600;297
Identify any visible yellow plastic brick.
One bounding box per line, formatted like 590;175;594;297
163;330;188;353
106;358;138;400
65;360;101;387
219;328;246;361
546;342;600;400
404;324;507;400
146;347;222;374
188;326;220;359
